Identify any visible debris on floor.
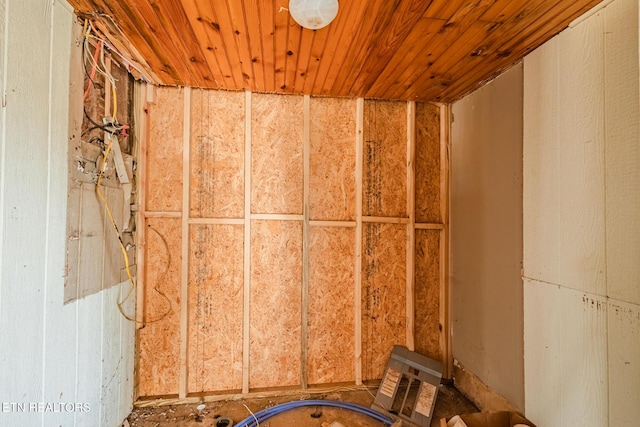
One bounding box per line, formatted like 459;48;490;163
440;411;537;427
126;385;478;427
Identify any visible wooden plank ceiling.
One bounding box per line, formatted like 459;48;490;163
69;0;602;102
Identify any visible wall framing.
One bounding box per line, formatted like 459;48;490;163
138;88;449;399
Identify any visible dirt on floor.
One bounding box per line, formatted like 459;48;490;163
125;384;477;427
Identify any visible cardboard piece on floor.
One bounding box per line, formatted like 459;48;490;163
371;345;443;426
439;411;537;427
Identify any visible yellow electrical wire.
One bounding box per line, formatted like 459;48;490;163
96;134;136;321
96;134;172;324
85;18;170;324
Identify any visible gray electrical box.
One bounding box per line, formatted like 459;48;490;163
371;346;443;426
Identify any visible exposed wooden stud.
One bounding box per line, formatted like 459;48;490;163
439;103;452;379
362;216;410;224
249;213;305;221
242;91;252;394
188;218;244;225
310;220;357;228
144;211;182;218
131;82;148;404
354;98;364;385
301;95;311;389
415;223;445;230
406;101;416;351
135;82;149;330
135;382;381;408
179;87;191;399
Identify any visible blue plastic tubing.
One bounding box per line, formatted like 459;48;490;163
234;399;394;427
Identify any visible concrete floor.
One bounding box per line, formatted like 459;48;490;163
126;384;478;427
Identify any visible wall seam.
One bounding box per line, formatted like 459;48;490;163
0;0;8;331
602;9;610;426
40;2;55;423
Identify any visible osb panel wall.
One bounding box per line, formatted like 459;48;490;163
415;230;441;361
188;224;244;394
190;90;245;219
139;218;182;397
140;88;445;398
308;227;356;385
146;87;183;212
250;220;302;389
416;102;441;223
251;94;304;215
309;97;357;221
362;223;407;380
363;100;407;218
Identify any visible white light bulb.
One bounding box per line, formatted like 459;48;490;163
289;0;339;30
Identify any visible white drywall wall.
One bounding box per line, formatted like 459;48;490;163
451;64;525;410
523;0;640;424
0;1;135;426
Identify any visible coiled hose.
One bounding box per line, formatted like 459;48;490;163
234;399;394;427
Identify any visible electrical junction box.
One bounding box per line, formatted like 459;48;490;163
371;345;443;426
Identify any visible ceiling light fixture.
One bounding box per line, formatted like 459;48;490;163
289;0;339;30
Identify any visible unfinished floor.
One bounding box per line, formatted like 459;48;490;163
126;385;477;427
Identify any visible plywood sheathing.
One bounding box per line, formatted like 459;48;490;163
146;87;183;212
139;86;447;397
307;227;356;385
250;220;303;389
415;102;441;223
415;229;441;361
187;224;243;394
363;100;407;218
309;97;357;221
138;218;182;397
361;223;407;381
190;89;245;219
251;93;304;215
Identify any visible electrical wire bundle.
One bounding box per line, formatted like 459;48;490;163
82;19;171;324
234;400;394;427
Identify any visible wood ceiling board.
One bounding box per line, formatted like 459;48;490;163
364;17;446;99
104;0;192;84
436;0;603;100
67;0;605;101
292;26;316;93
325;0;390;96
74;0;178;84
284;13;304;92
224;0;257;89
178;1;226;88
383;0;496;100
193;1;242;88
399;21;497;101
423;0;472;20
128;0;206;86
273;0;291;91
479;0;526;22
311;0;371;96
180;0;231;88
340;0;434;97
256;1;276;92
296;27;329;94
85;13;162;83
210;0;250;89
418;0;567;100
244;1;267;91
